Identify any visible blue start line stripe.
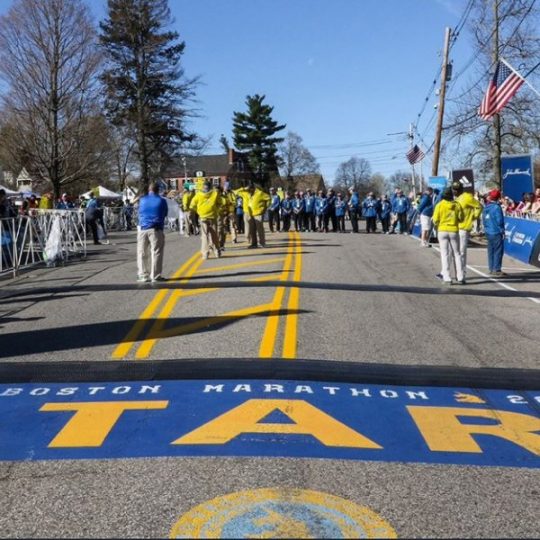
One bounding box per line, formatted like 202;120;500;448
1;379;539;467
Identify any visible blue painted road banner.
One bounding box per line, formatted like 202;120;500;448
1;379;539;468
501;154;534;204
504;216;540;265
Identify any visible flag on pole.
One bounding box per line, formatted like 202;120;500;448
406;145;425;165
479;60;525;120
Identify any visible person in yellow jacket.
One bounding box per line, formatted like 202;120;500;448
432;188;465;285
38;192;54;210
235;183;271;248
453;180;482;273
189;182;222;259
181;187;195;237
234;186;252;244
223;183;238;244
216;186;232;250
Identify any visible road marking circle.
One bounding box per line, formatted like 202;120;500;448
169;488;397;539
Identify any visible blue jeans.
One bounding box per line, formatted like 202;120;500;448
486;233;504;272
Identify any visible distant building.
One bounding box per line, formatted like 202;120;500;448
16;168;34;192
163;149;254;190
284;174;326;193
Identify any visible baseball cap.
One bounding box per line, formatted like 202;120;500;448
489;189;501;200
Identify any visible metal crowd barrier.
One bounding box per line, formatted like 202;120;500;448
505;210;540;221
0;209;86;278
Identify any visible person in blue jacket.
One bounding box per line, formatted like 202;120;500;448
417;187;434;247
347;188;360;233
292;191;305;232
315;190;329;233
390;189;410;234
326;188;337;232
362;192;379;233
335;192;347;232
482;188;505;276
303;189;317;232
268;187;281;233
280;192;294;232
379;195;392;233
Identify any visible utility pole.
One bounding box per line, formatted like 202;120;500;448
432;27;452;177
493;0;502;188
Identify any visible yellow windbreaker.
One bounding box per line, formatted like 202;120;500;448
432;199;463;233
182;191;193;211
189;190;221;220
235;187;271;217
456;192;482;231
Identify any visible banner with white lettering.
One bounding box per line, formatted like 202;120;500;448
0;380;539;467
501;155;534;203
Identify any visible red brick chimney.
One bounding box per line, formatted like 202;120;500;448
228;148;235;165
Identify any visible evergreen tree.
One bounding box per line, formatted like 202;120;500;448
99;0;196;189
232;94;286;187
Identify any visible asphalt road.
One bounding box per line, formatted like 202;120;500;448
1;226;539;538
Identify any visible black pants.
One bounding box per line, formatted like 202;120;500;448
304;212;316;232
329;211;337;232
268;209;280;232
349;209;359;232
317;214;328;232
294;212;304;231
337;215;346;232
366;216;377;233
236;214;244;234
392;213;408;234
282;213;291;232
381;216;390;233
87;218;99;243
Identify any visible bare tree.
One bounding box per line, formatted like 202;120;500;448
277;131;320;178
334;157;372;194
0;0;106;198
444;0;540;186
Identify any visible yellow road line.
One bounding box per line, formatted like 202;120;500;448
282;231;303;359
111;250;201;359
134;255;205;359
154;302;273;340
194;257;285;274
258;232;297;359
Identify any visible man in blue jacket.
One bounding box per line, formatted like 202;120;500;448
137;182;168;282
379;195;392;233
280;192;293;232
268;187;281;233
315;190;329;232
362;192;379;233
348;188;360;233
417;187;434;247
390;190;410;234
482;189;505;277
303;189;317;232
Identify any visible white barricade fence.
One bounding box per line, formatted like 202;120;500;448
0;209;86;277
506;210;540;222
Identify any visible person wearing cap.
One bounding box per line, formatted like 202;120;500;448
390;189;410;234
453;180;482;273
326;188;337;232
181;186;195;237
292;191;305;232
362;192;378;233
137;181;169;282
482;189;505;276
335;192;347;232
280;191;294;232
235;183;271;248
432;188;465;284
268;187;281;233
347;187;360;233
189;181;222;259
315;190;329;232
223;183;238;243
417;187;434;247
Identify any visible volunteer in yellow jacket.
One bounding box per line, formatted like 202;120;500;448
189;182;222;259
453;180;482;273
234;187;252;244
181;187;194;237
235;183;271;248
432;188;465;285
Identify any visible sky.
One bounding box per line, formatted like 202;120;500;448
0;0;477;184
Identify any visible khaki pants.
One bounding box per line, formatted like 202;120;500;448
137;228;165;279
249;214;266;247
183;212;192;236
244;214;252;244
228;213;238;243
217;216;226;248
200;219;219;258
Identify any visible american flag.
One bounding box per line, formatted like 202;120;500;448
479;60;524;120
406;145;425;165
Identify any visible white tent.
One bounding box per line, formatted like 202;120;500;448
0;184;19;196
81;185;121;199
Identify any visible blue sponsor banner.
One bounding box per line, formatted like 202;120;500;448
0;379;539;468
428;176;448;191
504;216;540;264
501;155;534;204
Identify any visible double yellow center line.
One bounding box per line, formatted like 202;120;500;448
112;231;303;360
